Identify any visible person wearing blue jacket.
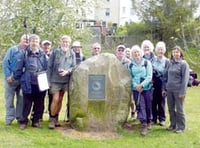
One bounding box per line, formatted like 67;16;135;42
163;46;189;133
3;34;29;125
128;45;153;136
19;34;48;129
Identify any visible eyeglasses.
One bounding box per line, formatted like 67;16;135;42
94;47;100;49
118;49;124;52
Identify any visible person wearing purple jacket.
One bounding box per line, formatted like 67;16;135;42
163;46;189;133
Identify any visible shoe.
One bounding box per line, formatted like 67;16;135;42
131;111;135;119
159;121;165;126
20;124;27;130
32;123;42;128
55;121;61;127
6;121;12;126
48;118;56;129
147;123;152;130
141;124;148;136
166;126;176;131
175;129;184;133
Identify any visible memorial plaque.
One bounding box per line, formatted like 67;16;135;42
88;75;105;99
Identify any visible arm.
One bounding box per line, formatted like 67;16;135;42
179;61;190;97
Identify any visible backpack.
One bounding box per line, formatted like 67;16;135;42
129;60;148;78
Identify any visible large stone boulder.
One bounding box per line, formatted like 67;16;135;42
69;53;131;131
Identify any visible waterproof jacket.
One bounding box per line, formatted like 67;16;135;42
3;45;25;80
128;58;153;90
47;47;76;84
20;46;48;94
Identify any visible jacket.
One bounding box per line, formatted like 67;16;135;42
47;47;76;84
128;58;153;90
3;45;25;80
20;46;48;94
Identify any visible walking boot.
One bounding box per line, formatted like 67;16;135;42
141;124;148;136
55;115;61;127
48;117;56;129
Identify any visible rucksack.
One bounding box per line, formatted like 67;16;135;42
129;60;148;77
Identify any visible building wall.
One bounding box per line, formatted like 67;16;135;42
94;0;136;27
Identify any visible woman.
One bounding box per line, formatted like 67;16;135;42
163;46;189;133
128;45;153;136
152;41;169;126
141;40;155;62
72;41;85;65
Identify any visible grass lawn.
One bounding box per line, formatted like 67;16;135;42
0;71;200;148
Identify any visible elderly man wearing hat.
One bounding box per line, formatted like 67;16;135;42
39;40;53;121
42;40;52;58
72;41;85;65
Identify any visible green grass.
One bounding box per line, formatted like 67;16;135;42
0;47;200;148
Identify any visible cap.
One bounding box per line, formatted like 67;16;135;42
42;40;52;45
72;41;82;47
117;45;126;50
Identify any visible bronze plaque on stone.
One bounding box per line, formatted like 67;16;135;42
88;75;105;99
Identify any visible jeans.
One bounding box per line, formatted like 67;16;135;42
4;79;23;123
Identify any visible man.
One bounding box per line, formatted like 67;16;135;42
19;34;48;129
3;34;29;125
47;35;76;129
91;42;101;56
115;45;135;120
41;40;53;120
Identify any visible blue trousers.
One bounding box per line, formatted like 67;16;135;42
133;89;152;124
4;79;23;123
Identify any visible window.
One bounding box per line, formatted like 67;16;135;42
105;8;110;16
122;7;126;14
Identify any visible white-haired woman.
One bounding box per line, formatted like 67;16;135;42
128;45;153;136
72;41;85;65
152;41;170;126
141;40;155;62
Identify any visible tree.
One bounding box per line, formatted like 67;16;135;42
131;0;199;48
0;0;94;53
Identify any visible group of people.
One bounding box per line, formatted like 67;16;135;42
3;34;102;130
3;34;190;136
115;40;190;136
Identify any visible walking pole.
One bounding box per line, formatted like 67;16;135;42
136;92;141;110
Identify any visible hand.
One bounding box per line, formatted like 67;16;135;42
178;95;185;100
162;90;167;97
7;76;14;83
136;84;143;93
59;69;69;77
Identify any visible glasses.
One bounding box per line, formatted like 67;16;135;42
94;47;100;49
118;49;124;52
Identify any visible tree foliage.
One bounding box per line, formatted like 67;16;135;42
0;0;93;52
131;0;199;48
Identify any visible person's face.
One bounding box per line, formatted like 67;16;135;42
156;48;164;58
20;35;29;47
143;45;151;55
42;43;51;54
93;46;101;55
30;38;40;51
132;50;141;61
73;46;81;53
172;48;181;60
116;48;125;59
125;50;131;58
61;38;71;50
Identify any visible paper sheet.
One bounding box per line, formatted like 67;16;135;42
37;72;49;91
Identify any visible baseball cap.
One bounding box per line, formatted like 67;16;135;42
42;40;52;45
